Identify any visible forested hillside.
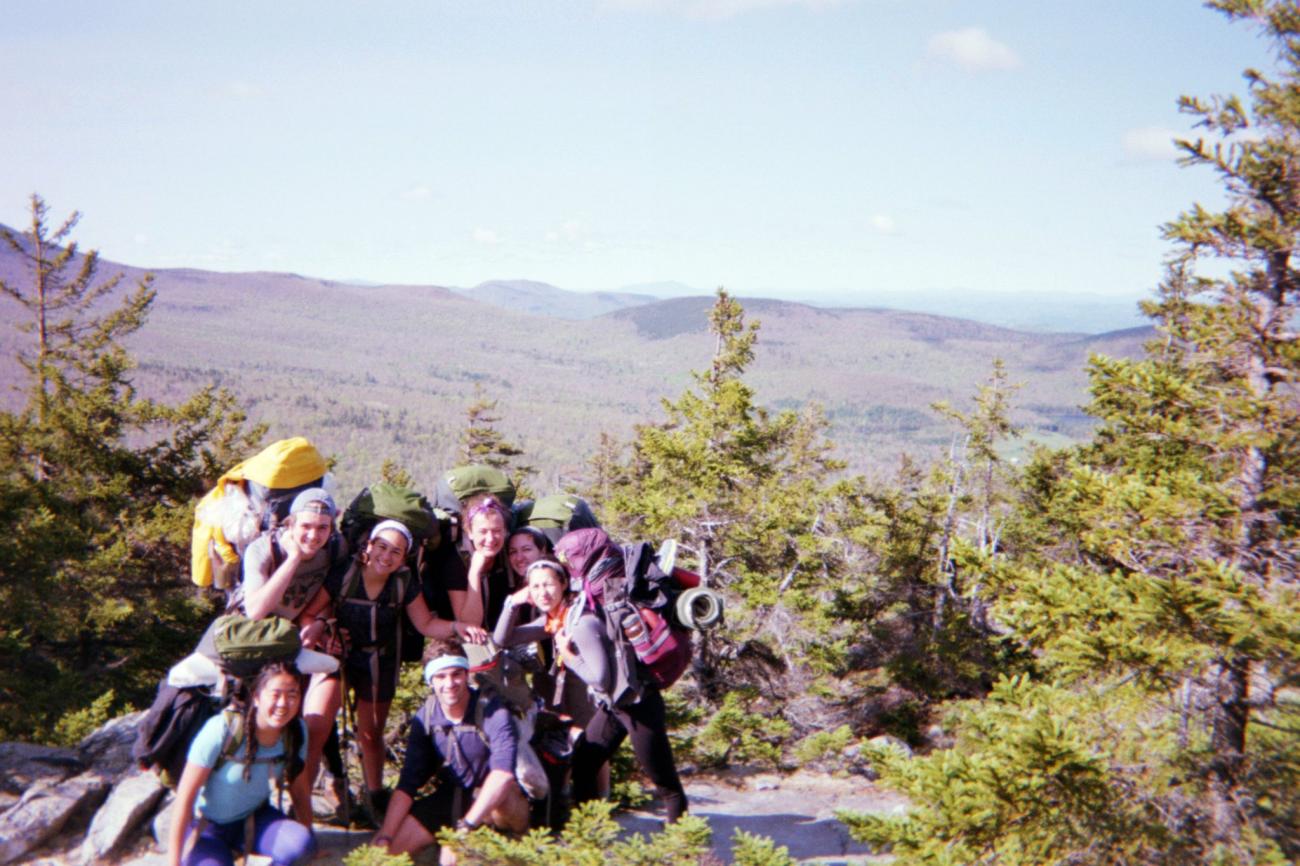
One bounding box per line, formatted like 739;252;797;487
0;241;1146;494
0;3;1295;865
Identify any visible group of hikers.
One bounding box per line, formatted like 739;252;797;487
145;439;707;866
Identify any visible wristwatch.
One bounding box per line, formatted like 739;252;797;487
456;818;479;832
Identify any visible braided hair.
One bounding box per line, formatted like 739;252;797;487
236;661;300;781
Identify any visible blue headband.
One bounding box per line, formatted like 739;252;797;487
423;655;470;684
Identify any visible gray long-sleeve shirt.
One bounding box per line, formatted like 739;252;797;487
493;595;613;699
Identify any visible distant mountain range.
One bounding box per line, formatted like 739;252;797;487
446;279;1149;333
0;224;1153;492
454;280;656;319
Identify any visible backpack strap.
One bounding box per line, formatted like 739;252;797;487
217;710;301;793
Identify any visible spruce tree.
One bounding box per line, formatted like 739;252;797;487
844;3;1300;861
0;195;261;740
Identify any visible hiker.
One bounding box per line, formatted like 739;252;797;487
167;661;314;866
506;525;552;590
447;496;513;630
550;562;689;824
234;487;345;794
493;559;607;797
372;638;530;864
310;520;489;820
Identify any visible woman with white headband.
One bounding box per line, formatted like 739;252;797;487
372;638;529;863
302;519;488;823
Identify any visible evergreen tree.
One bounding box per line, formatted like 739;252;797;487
0;195;261;740
458;384;534;493
845;3;1300;861
596;289;851;708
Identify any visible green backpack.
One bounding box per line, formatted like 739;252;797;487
515;493;601;544
341;483;439;552
437;465;516;510
210;614;302;679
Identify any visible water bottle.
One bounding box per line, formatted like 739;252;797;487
621;611;652;657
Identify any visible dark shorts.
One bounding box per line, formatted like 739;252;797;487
343;651;399;704
409;783;473;835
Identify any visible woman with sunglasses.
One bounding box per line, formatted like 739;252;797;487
303;520;488;820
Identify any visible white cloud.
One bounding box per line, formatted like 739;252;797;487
598;0;843;20
870;214;895;234
472;227;501;245
926;27;1021;72
546;219;586;244
222;81;266;99
1121;127;1181;161
400;185;433;201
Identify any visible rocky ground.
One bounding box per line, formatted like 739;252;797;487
20;769;904;865
3;713;907;866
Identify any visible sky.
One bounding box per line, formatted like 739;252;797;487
0;0;1270;305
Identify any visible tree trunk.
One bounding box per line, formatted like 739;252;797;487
1207;656;1249;847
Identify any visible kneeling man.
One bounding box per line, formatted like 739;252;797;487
373;639;529;864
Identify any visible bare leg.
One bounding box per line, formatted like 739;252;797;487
353;697;392;795
389;813;437;855
302;672;341;790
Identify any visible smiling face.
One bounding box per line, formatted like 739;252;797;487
289;511;333;555
431;665;470;713
469;510;506;557
366;528;409;577
507;532;545;579
253;671;302;733
527;565;566;614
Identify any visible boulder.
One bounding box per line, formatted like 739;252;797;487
78;769;166;864
151;790;176;849
0;771;110;864
0;742;84;797
78;711;144;779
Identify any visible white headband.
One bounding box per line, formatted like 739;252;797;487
423;655;469;683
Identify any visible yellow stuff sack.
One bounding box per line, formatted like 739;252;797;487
190;437;327;587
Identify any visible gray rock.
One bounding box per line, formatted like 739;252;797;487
78;769;166;864
151;791;176;849
78;711;144;779
0;771;110;864
0;742;84;797
866;734;913;759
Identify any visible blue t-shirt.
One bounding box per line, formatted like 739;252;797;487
187;713;308;824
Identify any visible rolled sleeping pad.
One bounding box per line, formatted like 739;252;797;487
676;587;724;630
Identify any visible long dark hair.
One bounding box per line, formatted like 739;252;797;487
237;661;300;780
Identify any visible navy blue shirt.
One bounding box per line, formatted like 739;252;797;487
325;560;419;651
396;690;517;795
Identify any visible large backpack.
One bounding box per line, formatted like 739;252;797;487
513;493;601;545
133;614;303;786
553;529;694;696
191;437;328;589
341;483;441;663
434;464;517;524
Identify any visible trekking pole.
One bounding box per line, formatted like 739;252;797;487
339;670;354;838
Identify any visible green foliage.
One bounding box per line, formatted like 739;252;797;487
842;675;1176;866
792;724;856;765
50;690;119;748
342;844;413;866
448;800;792;866
690;690;791;769
592;289;861;725
459;384;535;495
0;195;262;741
847;2;1300;860
729;830;797;866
